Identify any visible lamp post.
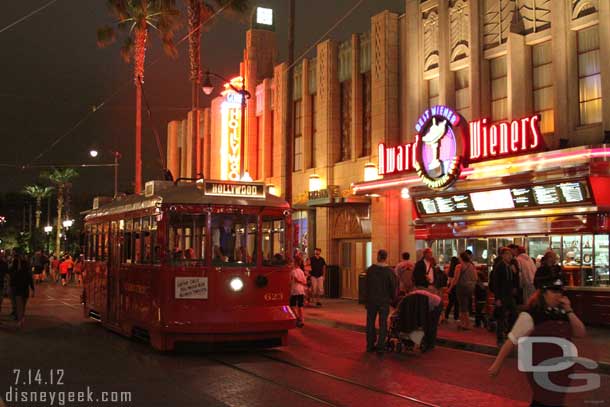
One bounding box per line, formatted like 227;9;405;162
44;225;52;254
90;150;122;197
202;71;251;180
62;219;73;254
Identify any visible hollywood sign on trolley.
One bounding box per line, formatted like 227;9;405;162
378;113;542;176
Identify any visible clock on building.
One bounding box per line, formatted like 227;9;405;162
256;7;273;26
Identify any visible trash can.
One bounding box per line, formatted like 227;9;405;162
325;265;341;298
358;272;367;304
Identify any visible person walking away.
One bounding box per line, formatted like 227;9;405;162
0;253;8;314
474;266;489;328
32;250;45;284
10;252;35;328
51;255;60;283
74;255;84;286
289;257;307;327
59;256;70;286
309;248;327;307
413;248;435;289
394;252;415;295
450;251;477;330
444;256;460;322
490;247;519;346
516;246;537;305
489;274;586;407
434;260;448;322
364;249;396;355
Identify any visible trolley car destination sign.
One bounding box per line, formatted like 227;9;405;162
204;181;266;198
378;105;543;190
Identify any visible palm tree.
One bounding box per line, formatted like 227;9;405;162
43;169;78;258
23;185;54;229
97;0;182;194
185;0;249;177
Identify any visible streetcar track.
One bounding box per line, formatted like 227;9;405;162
209;352;441;407
207;356;341;407
260;353;442;407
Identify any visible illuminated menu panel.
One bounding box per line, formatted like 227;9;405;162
414;179;591;217
533;185;561;205
559;182;585;203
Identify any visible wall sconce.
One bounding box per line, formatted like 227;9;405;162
363;162;378;182
401;187;410;199
309;174;322;192
267;184;278;196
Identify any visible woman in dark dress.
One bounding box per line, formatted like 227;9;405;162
10;252;34;328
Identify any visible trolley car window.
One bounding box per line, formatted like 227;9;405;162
168;213;207;264
211;214;257;266
123;219;133;264
262;216;286;266
102;223;109;261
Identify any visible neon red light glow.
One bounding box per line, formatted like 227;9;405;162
378;113;542;176
469;114;540;161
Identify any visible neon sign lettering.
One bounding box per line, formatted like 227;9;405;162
379;113;542;177
220;77;244;181
469;115;540;161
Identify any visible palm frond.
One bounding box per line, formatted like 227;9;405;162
120;37;134;63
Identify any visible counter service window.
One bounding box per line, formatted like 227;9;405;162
211;213;257;266
262;215;286;266
168;213;207;264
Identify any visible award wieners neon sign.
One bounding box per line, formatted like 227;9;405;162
378;105;542;190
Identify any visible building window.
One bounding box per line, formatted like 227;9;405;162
311;93;317;168
577;25;602;125
532;41;554;133
427;76;439;108
361;71;371;157
490;55;508;121
293;100;303;171
340;81;352;162
455;68;470;120
359;32;371;73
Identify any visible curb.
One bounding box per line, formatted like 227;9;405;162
307;317;610;375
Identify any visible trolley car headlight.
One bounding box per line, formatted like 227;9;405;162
229;277;244;292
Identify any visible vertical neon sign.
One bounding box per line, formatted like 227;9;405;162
220;77;244;181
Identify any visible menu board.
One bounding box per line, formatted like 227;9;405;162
416;195;473;215
414;179;591;217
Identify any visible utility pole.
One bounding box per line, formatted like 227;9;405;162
284;0;295;203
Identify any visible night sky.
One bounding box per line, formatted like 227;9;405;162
0;0;404;202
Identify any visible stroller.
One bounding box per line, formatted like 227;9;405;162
386;291;442;353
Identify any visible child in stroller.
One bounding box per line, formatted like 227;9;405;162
386;290;442;353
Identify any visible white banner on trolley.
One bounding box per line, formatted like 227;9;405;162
175;277;209;299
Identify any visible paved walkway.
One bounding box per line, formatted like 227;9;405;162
305;298;610;372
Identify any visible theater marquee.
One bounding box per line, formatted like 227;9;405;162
204;181;266;198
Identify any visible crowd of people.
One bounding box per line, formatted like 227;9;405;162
0;248;83;329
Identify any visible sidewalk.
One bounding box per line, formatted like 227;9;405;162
305;298;610;373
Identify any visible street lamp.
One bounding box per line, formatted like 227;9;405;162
62;219;73;255
202;70;251;180
90;149;122;197
44;225;52;253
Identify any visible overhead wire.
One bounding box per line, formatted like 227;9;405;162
0;0;58;35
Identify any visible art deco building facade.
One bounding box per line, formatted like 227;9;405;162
166;0;610;304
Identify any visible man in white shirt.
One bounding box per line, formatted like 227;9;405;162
516;246;537;304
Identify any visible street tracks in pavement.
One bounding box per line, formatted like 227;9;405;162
208;352;441;407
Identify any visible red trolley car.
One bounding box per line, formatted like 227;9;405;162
82;179;295;350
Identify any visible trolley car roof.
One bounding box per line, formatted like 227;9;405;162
84;182;290;220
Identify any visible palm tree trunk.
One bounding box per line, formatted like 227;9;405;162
55;186;64;258
133;25;148;194
35;197;42;228
188;0;201;178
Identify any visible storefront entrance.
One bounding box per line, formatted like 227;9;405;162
337;239;372;299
